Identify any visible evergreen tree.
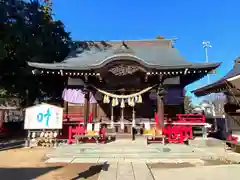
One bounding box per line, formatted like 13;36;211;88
0;0;71;105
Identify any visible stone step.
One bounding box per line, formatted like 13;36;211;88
54;147;195;152
52;148;160;152
47;151;203;155
46;153;211;159
46;157;205;164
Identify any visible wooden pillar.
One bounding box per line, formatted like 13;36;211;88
96;104;100;122
64;101;68;114
84;91;90;128
157;95;164;128
92;103;97;121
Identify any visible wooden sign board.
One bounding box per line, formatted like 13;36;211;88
24;103;63;130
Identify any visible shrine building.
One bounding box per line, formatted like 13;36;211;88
28;38;220;134
193;58;240;138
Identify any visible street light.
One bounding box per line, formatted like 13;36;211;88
202;41;212;84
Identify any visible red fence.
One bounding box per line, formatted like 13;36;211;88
156;113;206;144
62;113;207;144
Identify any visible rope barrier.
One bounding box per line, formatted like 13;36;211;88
91;84;157;99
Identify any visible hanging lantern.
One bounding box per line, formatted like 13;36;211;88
120;99;125;108
137;95;142;103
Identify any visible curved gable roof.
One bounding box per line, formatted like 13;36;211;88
28;39;220;71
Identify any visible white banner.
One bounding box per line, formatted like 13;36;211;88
24;103;63;130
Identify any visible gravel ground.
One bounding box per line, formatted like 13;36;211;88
0;147;100;180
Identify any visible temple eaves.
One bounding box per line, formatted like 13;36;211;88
192;58;240;97
28;39;220;71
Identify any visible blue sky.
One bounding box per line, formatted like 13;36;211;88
52;0;240;104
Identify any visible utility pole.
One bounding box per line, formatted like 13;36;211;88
202;41;212;84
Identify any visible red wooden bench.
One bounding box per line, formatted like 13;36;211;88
67;125;109;144
57;112;93;140
149;113;203;144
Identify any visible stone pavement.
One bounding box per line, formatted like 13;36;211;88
194;145;240;163
44;138;240;180
98;162;240;180
98;162;154;180
151;165;240;180
46;138;217;164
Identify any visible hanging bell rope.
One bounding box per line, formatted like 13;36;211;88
91;85;156;99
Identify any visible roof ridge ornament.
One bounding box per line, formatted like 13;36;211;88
113;41;135;54
122;41;129;49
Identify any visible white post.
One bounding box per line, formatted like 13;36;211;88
121;107;124;130
111;104;114;128
132;107;135;127
203;125;207;139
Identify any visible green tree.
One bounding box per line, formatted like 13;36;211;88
0;0;71;105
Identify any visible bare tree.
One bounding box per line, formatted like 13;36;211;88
184;95;194;114
210;93;226;116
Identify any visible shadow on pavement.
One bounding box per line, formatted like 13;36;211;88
0;166;62;180
71;164;107;180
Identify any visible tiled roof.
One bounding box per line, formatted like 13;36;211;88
28;39;220;70
192;60;240;96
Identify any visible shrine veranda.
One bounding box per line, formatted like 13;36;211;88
27;38;220;141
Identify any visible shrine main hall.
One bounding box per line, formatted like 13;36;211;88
28;38;220;133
